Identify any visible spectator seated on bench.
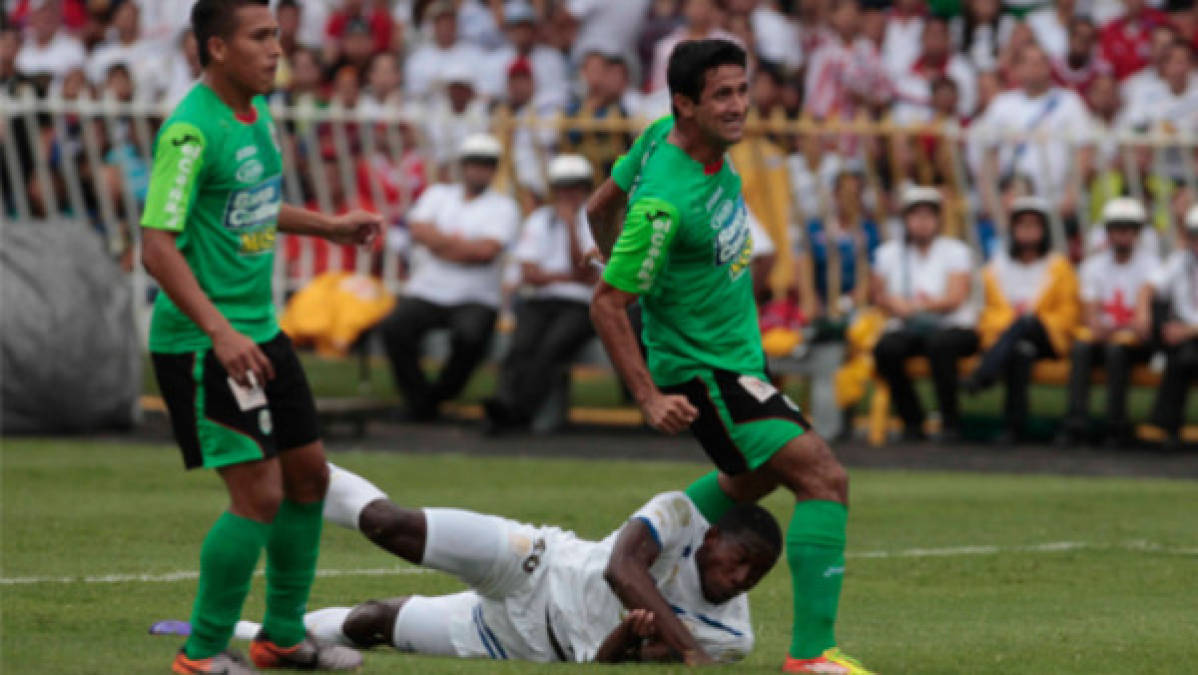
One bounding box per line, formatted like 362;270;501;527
1147;204;1198;450
963;196;1081;442
484;154;601;434
380;134;520;421
872;185;979;442
1060;198;1157;448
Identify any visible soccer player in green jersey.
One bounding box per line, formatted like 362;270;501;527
588;40;873;673
141;2;381;672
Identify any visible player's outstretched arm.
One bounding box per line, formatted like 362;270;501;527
604;520;715;666
586;178;627;259
278;203;382;245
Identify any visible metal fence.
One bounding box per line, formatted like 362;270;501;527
3;84;1194;344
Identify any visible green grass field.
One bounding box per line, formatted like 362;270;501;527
4;440;1197;674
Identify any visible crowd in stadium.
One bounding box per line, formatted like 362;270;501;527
2;0;1197;449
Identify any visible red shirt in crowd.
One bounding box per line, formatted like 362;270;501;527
1099;8;1169;79
326;9;394;54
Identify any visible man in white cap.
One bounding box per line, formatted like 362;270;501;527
484;154;601;433
380;134;520;421
1060;197;1158;447
1145;204;1198;450
872;185;979;442
425;58;490;171
964;196;1081;442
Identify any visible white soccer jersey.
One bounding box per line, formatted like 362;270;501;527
545;491;754;663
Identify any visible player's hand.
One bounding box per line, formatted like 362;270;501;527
326;209;383;246
211;326;275;386
625;609;657;638
640;392;698;434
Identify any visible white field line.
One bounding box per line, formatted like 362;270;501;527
0;566;431;586
2;540;1194;587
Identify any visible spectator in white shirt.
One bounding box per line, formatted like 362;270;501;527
86;2;166;100
973;43;1092;218
882;0;926;80
872;186;978;442
950;0;1015;73
722;0;802;73
565;0;652;68
424;60;491;175
891;16;977;122
14;0;84;85
1119;21;1185;103
1120;39;1198;138
647;0;741;93
404;0;486;99
380;134;520;421
1025;0;1079;60
484;154;600;433
1146;205;1198;449
482;1;569;108
357;51;403;117
804;0;889;122
1061;198;1158;447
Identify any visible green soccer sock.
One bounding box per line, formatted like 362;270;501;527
184;511;270;660
262;499;324;648
684;471;737;523
787;499;848;659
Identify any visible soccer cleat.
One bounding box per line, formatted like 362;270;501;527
172;648;259;674
782;647;876;674
249;632;362;671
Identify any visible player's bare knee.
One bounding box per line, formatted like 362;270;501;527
234;482;284;522
283;449;330;503
775;435;848;503
343;597;407;648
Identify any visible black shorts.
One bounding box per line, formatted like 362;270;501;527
661;368;811;476
151;332;320;470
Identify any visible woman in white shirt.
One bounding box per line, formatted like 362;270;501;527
484;155;601;433
872;186;978;442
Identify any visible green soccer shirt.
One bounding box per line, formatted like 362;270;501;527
142;83;284;353
603;121;764;386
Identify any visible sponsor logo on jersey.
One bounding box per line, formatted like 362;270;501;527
636;209;675;291
222;175;281;254
163;141;203;230
236;158;265;184
235;145;258;161
258;409;273;436
711;196;748;267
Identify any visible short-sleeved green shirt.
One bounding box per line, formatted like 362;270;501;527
603;123;764;387
142;83;284;353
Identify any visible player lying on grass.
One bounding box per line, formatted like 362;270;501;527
231;465;782;664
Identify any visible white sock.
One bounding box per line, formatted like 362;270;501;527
323;463;388;530
233;620;262;641
304;607;355;646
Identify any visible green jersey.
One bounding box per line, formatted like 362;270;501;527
603;119;764;386
142;83;284;353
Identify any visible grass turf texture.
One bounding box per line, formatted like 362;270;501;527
4;441;1197;674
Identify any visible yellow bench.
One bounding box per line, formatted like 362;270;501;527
866;357;1164;446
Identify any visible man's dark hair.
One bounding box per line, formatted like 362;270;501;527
666;39;747;114
716;503;782;562
277;0;300;11
192;0;270;68
930;75;958;95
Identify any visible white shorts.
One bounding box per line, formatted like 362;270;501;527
407;508;567;662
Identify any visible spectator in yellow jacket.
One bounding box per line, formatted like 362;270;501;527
963;197;1081;442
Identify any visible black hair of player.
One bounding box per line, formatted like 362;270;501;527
277;0;300;11
1007;206;1052;259
666;39;747;116
192;0;270;68
715;503;782;563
